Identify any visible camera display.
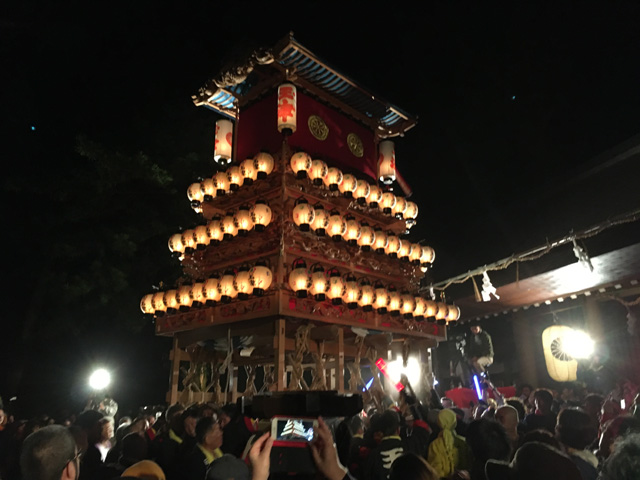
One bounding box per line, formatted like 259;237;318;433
271;416;317;444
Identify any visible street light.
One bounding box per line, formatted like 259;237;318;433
89;369;111;390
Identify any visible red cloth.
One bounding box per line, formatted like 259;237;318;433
446;387;478;408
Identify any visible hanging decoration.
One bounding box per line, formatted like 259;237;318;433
277;83;297;134
378;140;396;184
214;119;233;164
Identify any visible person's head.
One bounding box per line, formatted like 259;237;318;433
196;417;223;451
182;408;200;438
206;454;250;480
470;325;482;335
121;432;148;465
121;460;165;480
389;453;438;480
518;384;533;398
495;405;519;433
437;408;458;431
378;410;400;437
219;404;237;429
485;441;581;480
533;389;553;413
555;408;597;450
348;415;364;436
583;393;604;420
128;417;149;436
598;415;640;458
505;398;526;420
98;417;114;443
75;410;104;444
465;418;511;464
520;429;561;449
441;397;454;409
599;433;640;480
165;403;184;434
20;425;80;480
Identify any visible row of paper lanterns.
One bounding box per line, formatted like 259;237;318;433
168;200;273;255
287;259;459;324
140;262;274;315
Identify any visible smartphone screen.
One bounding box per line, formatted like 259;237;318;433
271;417;317;444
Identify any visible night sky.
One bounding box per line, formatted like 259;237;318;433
2;1;640;416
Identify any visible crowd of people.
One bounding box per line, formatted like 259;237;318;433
1;378;640;480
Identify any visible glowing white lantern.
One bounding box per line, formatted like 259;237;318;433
251;200;272;232
367;184;382;209
290;151;312;179
388;287;401;316
339;174;358;197
380;191;397;215
234;205;254;235
409;244;423;264
249;262;272;296
393;197;408;219
446;305;461;325
327;269;344;305
190;282;205;308
254;152;274;179
378;140;396;184
214;119;233;164
201;178;217;202
385;232;401;258
207;216;224;243
309;159;328;186
203;276;221;305
292;198;315;232
358;222;375;251
343;215;361;245
178;284;193;312
182;229;196;254
374;281;389;313
187;182;204;207
424;300;438;321
226;165;244;191
140;294;155;314
311;204;329;236
420;246;436;266
435;302;449;325
358;278;374;312
168;233;185;256
218;270;237;303
324;167;343;191
240;158;258;185
401;292;416;319
373;228;388;254
354;180;370;204
397;240;413;261
152;292;167;316
413;297;427;321
310;264;328;301
234;266;253;300
327;210;346;241
277;83;297;134
404;201;419;225
221;211;237;239
343;273;360;309
213;171;230;196
164;289;179;314
194;225;210;250
288;259;310;298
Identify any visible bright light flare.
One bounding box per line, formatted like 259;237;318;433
473;375;482;400
89;369;111;390
562;329;595;359
386;355;421;388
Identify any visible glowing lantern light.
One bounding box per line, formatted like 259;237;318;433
203;276;221;305
358;278;374;312
309;264;328;301
251;200;272;232
378;140;396;184
292;198;315;232
226;165;244;191
222;211;237;240
424;300;438;322
446;305;461;326
164;289;179;314
374;281;389;313
327;268;344;305
214;119;233;164
409;244;423;264
140;294;155;314
309;159;328;186
404;201;419;225
234;205;254;236
339;174;357;198
542;325;579;382
358;222;375;251
182;229;196;254
234;266;253;300
380;191;397;215
397;240;413;261
343;273;360;309
393;197;408;219
435;302;449;325
201;178;216;202
152;292;167;316
366;184;382;209
311;204;329;236
388;286;401;316
373;228;388;254
218;270;237;303
240;158;258;185
385;232;401;258
194;225;210;250
401;292;416;319
207;216;224;243
213;171;230;196
254;152;274;179
178;284;193;312
168;233;186;256
420;246;436;268
343;215;361;245
413;297;427;321
288;259;310;298
187;182;204;208
190;282;205;308
290;152;312;179
324;167;343;191
249;261;272;296
328;210;346;241
277;83;297;134
354;180;370;205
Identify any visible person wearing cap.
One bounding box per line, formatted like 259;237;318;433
427;409;471;479
466;324;494;374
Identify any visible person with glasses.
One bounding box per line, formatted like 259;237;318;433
20;425;82;480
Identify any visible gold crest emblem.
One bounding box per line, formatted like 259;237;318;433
347;133;364;157
308;115;329;141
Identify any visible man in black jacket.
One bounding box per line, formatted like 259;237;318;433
466;323;494;374
365;410;404;480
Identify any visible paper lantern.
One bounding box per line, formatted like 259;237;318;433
388;287;401;316
168;233;186;256
226;165;244;191
409;244;423;264
542;325;578;382
164;289;179;314
201;178;216;202
222;211;237;240
343;215;361;245
187;182;204;207
435;302;449;325
203;276;221;305
213;171;230;196
373;228;388;254
194;225;210;250
393;197;408;219
413;297;427;321
152;292;167;316
339;174;358;197
251;200;272;232
178;285;193;312
358;222;375;251
446;305;461;326
207;216;224;243
288;259;310;298
327;269;344;305
385;233;401;258
324;167;343;191
254;152;274;179
292;198;315;232
374;281;389;313
309;264;328;301
404;201;419;225
401;292;416;319
240;158;258;185
366;184;382;209
309;159;328;186
182;229;196;254
234;266;253;300
397;240;413;261
327;210;346;241
277;83;297;134
424;300;438;321
354;179;370;204
378;140;396;184
358;278;374;312
380;191;397;215
190;282;205;308
218;270;237;303
249;262;272;296
214;119;233;164
290;152;312;179
311;204;329;236
140;294;155;314
420;246;436;266
342;273;360;309
234;205;254;236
